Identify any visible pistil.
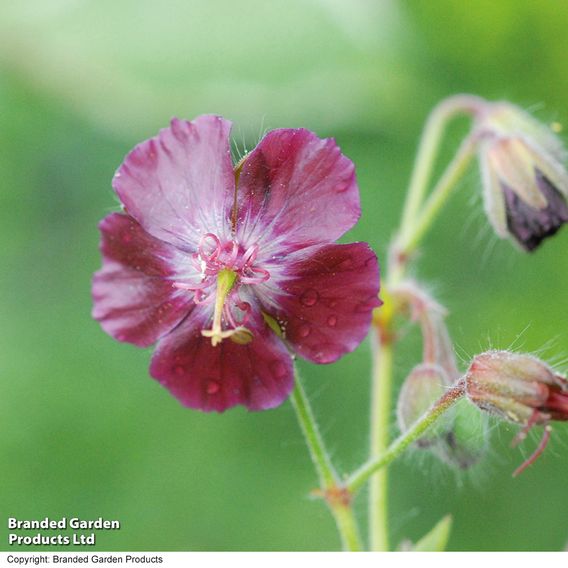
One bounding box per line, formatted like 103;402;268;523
201;268;238;346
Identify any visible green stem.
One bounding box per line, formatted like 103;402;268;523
368;330;394;551
349;382;465;494
290;374;336;489
290;372;363;551
367;97;482;551
399;94;485;243
397;134;478;256
330;501;364;553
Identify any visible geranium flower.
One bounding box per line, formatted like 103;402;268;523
92;115;380;412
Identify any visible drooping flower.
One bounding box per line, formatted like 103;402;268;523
92;115;380;412
474;102;568;251
465;350;568;475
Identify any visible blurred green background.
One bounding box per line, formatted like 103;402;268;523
1;0;567;552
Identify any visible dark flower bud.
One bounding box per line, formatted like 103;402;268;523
465;350;568;475
475;102;568;251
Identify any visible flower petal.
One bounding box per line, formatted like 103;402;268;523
272;242;380;364
236;128;360;250
113;115;234;249
92;213;194;347
149;308;294;412
503;171;568;251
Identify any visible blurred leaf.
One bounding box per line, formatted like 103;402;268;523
412;515;453;552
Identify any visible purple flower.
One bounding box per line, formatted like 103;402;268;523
92;116;380;412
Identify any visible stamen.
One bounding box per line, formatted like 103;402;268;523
194;289;213;305
240;267;270;284
225;241;239;268
174;233;269;341
199;233;221;260
512;425;552;477
223;298;252;329
511;408;542;447
242;244;259;267
235;300;252;326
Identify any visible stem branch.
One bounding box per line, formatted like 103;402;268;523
397;134;478;257
366;95;483;551
349;382;465;494
399;94;484;241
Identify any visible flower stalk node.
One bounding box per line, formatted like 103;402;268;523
312;485;353;509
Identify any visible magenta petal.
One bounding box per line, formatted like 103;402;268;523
92;213;193;347
149;309;294;412
236;129;360;249
113;115;234;249
274;243;380;364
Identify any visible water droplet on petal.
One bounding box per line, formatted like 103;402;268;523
298;324;311;338
328;299;338;308
270;360;288;379
122;232;133;243
327;315;337;327
312;344;339;364
206;380;220;395
300;289;319;306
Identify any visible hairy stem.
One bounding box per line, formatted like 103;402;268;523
290;372;363;551
368;94;484;551
397;134;478;257
350;382;465;494
291;374;336;489
399;94;485;245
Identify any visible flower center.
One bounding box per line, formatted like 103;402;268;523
172;233;270;346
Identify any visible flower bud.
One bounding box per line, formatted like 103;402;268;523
397;364;452;447
465;350;568;425
465;350;568;475
475;102;568;251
